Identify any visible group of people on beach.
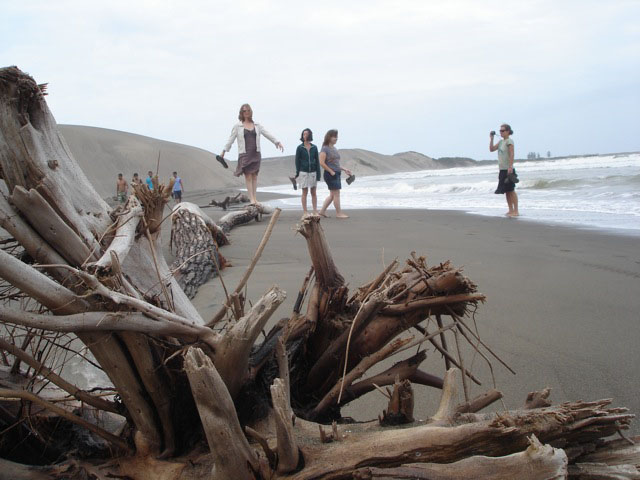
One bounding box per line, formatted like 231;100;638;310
218;103;519;218
116;171;184;204
115;103;519;218
218;104;353;218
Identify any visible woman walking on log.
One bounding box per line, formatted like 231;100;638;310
319;129;352;219
219;104;284;205
490;123;519;217
295;128;321;216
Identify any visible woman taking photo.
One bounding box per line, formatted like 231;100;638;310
318;129;352;219
295;128;321;216
219;104;284;205
490;123;519;217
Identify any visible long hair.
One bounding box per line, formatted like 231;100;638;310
300;128;313;142
501;123;513;135
238;104;253;122
323;129;338;147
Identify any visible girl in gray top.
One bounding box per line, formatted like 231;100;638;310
318;129;352;219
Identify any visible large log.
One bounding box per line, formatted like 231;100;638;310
353;435;568;479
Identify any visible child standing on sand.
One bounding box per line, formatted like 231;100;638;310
294;128;321;216
490;124;519;217
318;129;352;219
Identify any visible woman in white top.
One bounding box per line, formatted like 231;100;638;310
219;104;283;205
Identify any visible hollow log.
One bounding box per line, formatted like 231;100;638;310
170;205;225;298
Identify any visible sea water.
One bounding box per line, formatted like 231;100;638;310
261;153;640;234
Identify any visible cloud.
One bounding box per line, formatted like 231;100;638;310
1;0;638;158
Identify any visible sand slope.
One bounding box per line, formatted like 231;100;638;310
59;125;474;198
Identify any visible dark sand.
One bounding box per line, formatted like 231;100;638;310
166;191;640;431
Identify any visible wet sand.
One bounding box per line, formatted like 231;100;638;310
166;192;640;431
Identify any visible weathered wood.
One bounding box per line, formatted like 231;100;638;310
11;186;96;266
432;368;459;423
379;377;414;426
455;388;503;414
184;347;259;479
91;195;143;272
353;435;568;480
271;378;299;474
287;399;632;480
209;192;250;210
214;286;286;397
525;387;553;409
0;247;90;314
0;192;75;284
341;351;440;405
297;215;345;288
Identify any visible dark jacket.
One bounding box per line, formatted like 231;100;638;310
295;143;321;178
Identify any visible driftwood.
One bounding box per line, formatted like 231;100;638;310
208;191;250;210
0;67;637;480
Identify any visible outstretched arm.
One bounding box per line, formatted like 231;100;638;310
260;126;284;152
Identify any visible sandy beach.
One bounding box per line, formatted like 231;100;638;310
166;193;640;431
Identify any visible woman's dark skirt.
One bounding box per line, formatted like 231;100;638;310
495;169;516;194
324;170;341;190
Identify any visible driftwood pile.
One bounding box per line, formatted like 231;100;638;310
0;66;638;479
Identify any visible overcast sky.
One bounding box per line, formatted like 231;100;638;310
2;0;638;159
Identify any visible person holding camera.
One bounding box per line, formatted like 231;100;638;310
490;124;519;217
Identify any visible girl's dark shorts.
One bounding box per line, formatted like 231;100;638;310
324;170;341;190
495;169;516;194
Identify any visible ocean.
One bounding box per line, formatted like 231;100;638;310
261;153;640;235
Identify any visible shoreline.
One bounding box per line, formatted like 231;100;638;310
165;200;640;432
175;187;640;239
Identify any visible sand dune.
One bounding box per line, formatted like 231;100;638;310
59;125;475;198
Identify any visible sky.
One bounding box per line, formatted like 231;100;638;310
1;0;639;160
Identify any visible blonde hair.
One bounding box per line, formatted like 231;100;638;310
238;103;253;122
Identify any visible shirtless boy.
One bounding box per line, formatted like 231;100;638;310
116;173;128;204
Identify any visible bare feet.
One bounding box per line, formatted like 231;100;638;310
336;213;349;219
318;212;329;218
506;212;519;217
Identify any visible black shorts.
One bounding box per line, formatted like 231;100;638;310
173;190;182;201
495;169;516;194
324;171;341;190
